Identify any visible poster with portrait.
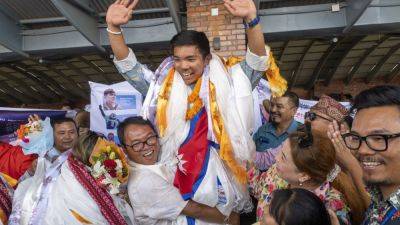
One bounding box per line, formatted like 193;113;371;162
89;81;142;144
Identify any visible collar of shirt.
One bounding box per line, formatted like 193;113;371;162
265;119;298;137
370;185;400;211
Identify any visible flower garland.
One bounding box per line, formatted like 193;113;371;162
186;78;203;120
88;138;129;195
16;120;43;143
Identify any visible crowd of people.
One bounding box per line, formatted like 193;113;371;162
0;0;399;225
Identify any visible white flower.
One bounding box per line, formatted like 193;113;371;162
91;161;106;178
115;159;122;171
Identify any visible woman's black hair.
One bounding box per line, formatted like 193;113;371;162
269;188;332;225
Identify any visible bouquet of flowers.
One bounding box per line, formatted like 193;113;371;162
12;117;53;156
89;138;129;195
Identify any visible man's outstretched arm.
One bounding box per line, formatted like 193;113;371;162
224;0;266;57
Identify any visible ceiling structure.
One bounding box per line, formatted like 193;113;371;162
0;0;399;106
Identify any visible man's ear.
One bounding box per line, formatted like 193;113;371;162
205;54;212;65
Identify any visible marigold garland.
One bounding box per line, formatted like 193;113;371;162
209;81;247;184
266;51;287;97
185;78;203;120
156;68;175;137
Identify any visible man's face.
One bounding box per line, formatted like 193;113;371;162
105;93;116;105
173;45;209;85
123;124;160;165
352;106;400;186
270;97;296;125
53;122;78;152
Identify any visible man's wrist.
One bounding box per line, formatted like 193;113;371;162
107;24;121;32
244;13;257;23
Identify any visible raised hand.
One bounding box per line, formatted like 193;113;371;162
224;0;257;22
327;120;356;171
106;0;139;28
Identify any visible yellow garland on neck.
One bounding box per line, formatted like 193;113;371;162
186;78;203;120
156;68;175;137
209;81;247;184
266;51;287;97
0;172;17;188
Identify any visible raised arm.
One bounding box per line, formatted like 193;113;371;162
106;0;139;60
224;0;266;56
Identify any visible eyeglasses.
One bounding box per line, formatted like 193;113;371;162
124;134;158;152
342;132;400;152
304;112;333;122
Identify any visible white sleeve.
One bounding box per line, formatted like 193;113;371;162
245;45;271;72
113;48;138;74
130;170;188;221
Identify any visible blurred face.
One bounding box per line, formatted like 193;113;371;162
261;205;278;225
173;45;210;85
53;122;78;153
275;140;303;185
123;124;160;165
306;112;333;137
105;93;116;105
78;127;90;136
352;106;400;186
270;97;296;125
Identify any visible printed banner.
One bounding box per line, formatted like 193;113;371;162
89;81;142;144
0;108;66;143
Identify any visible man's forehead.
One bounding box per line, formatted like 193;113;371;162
352;106;400;133
54;122;76;131
173;45;201;57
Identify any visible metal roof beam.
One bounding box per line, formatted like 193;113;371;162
343;0;373;33
324;36;365;86
20;18;175;52
365;43;400;83
166;0;182;32
289;40;315;89
306;40;341;89
0;6;29;58
344;35;390;84
259;0;400;41
0;69;53;102
50;0;106;53
77;56;112;84
385;63;400;82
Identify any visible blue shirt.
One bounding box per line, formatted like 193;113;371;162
253;120;300;152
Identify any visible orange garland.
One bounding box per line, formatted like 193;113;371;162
209;81;247;184
185;78;203;120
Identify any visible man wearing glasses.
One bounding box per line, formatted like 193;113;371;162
340;85;400;225
117;116;239;225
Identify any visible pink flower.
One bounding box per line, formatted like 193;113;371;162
22;137;30;143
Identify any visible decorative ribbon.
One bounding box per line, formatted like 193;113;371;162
68;155;128;225
28;149;71;225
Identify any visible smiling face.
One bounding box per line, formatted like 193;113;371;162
173;45;210;85
123;124;160;165
270;96;296;125
352;106;400;186
53;122;78;153
275;140;304;185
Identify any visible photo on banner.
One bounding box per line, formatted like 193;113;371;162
90;81;142;144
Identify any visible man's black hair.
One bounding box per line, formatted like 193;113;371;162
51;117;77;129
352;85;400;113
170;30;211;59
117;116;157;146
282;91;300;108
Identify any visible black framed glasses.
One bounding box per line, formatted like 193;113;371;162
124;134;158;152
304;112;333;122
342;132;400;152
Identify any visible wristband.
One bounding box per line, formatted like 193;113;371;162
107;27;123;35
243;16;260;29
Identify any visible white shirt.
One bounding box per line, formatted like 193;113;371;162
127;161;187;225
